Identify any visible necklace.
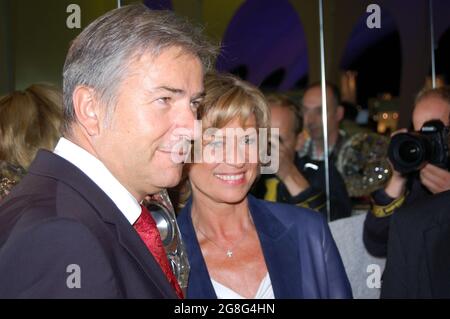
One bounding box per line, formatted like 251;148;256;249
195;222;251;258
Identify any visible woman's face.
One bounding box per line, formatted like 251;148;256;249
188;114;259;205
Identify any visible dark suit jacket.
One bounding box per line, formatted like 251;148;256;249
0;150;178;298
177;195;352;299
381;190;450;298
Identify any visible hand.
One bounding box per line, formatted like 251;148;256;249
275;141;296;181
420;163;450;194
275;141;310;196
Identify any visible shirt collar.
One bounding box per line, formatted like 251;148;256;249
53;137;141;224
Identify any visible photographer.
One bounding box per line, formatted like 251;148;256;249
363;86;450;257
381;109;450;298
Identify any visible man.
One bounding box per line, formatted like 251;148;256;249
0;4;215;298
299;83;353;219
299;82;346;162
363;86;450;257
252;94;352;221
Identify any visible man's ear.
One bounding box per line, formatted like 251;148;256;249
72;86;101;136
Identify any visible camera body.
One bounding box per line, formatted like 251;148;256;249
388;120;450;174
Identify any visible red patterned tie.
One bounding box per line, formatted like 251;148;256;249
134;204;184;299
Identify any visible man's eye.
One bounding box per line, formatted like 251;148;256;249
157;97;171;104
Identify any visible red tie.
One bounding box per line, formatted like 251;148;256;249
133;204;184;299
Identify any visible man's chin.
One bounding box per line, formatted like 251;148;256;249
155;170;183;189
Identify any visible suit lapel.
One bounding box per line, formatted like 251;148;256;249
248;196;303;298
113;215;178;298
28;150;177;298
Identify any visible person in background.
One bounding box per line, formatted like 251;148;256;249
0;83;63;200
299;82;346;162
252;94;351;221
177;72;352;299
363;86;450;257
297;82;353;220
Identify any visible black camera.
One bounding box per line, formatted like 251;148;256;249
388;120;450;174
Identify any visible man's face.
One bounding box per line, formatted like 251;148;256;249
412;95;450;130
94;46;204;200
301;86;341;142
270;105;299;162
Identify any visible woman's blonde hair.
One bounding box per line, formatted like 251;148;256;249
199;72;270;130
0;84;63;169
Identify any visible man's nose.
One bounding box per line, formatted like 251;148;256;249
176;103;198;141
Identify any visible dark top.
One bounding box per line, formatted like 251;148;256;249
252;155;352;221
363;174;431;257
381;190;450;298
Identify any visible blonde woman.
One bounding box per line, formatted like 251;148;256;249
177;73;352;299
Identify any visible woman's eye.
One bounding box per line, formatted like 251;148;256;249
209;140;223;148
191;100;201;110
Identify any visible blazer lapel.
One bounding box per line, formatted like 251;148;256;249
248;196;303;298
28;150;177;298
178;199;217;298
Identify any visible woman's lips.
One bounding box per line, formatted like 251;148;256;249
214;173;246;185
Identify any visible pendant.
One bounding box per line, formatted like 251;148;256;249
226;249;233;258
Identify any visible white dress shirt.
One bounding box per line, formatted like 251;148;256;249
54;137;141;224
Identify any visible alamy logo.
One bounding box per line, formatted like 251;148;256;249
66;4;81;29
66;264;81;289
170;121;280;175
366;4;381;29
366;264;381;289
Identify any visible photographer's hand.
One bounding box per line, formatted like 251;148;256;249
420;164;450;194
385;167;407;198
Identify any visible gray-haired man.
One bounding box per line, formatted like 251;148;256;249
0;4;216;298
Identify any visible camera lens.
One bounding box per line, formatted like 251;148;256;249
398;140;422;164
388;133;428;174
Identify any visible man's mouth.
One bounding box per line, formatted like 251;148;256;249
157;140;192;164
